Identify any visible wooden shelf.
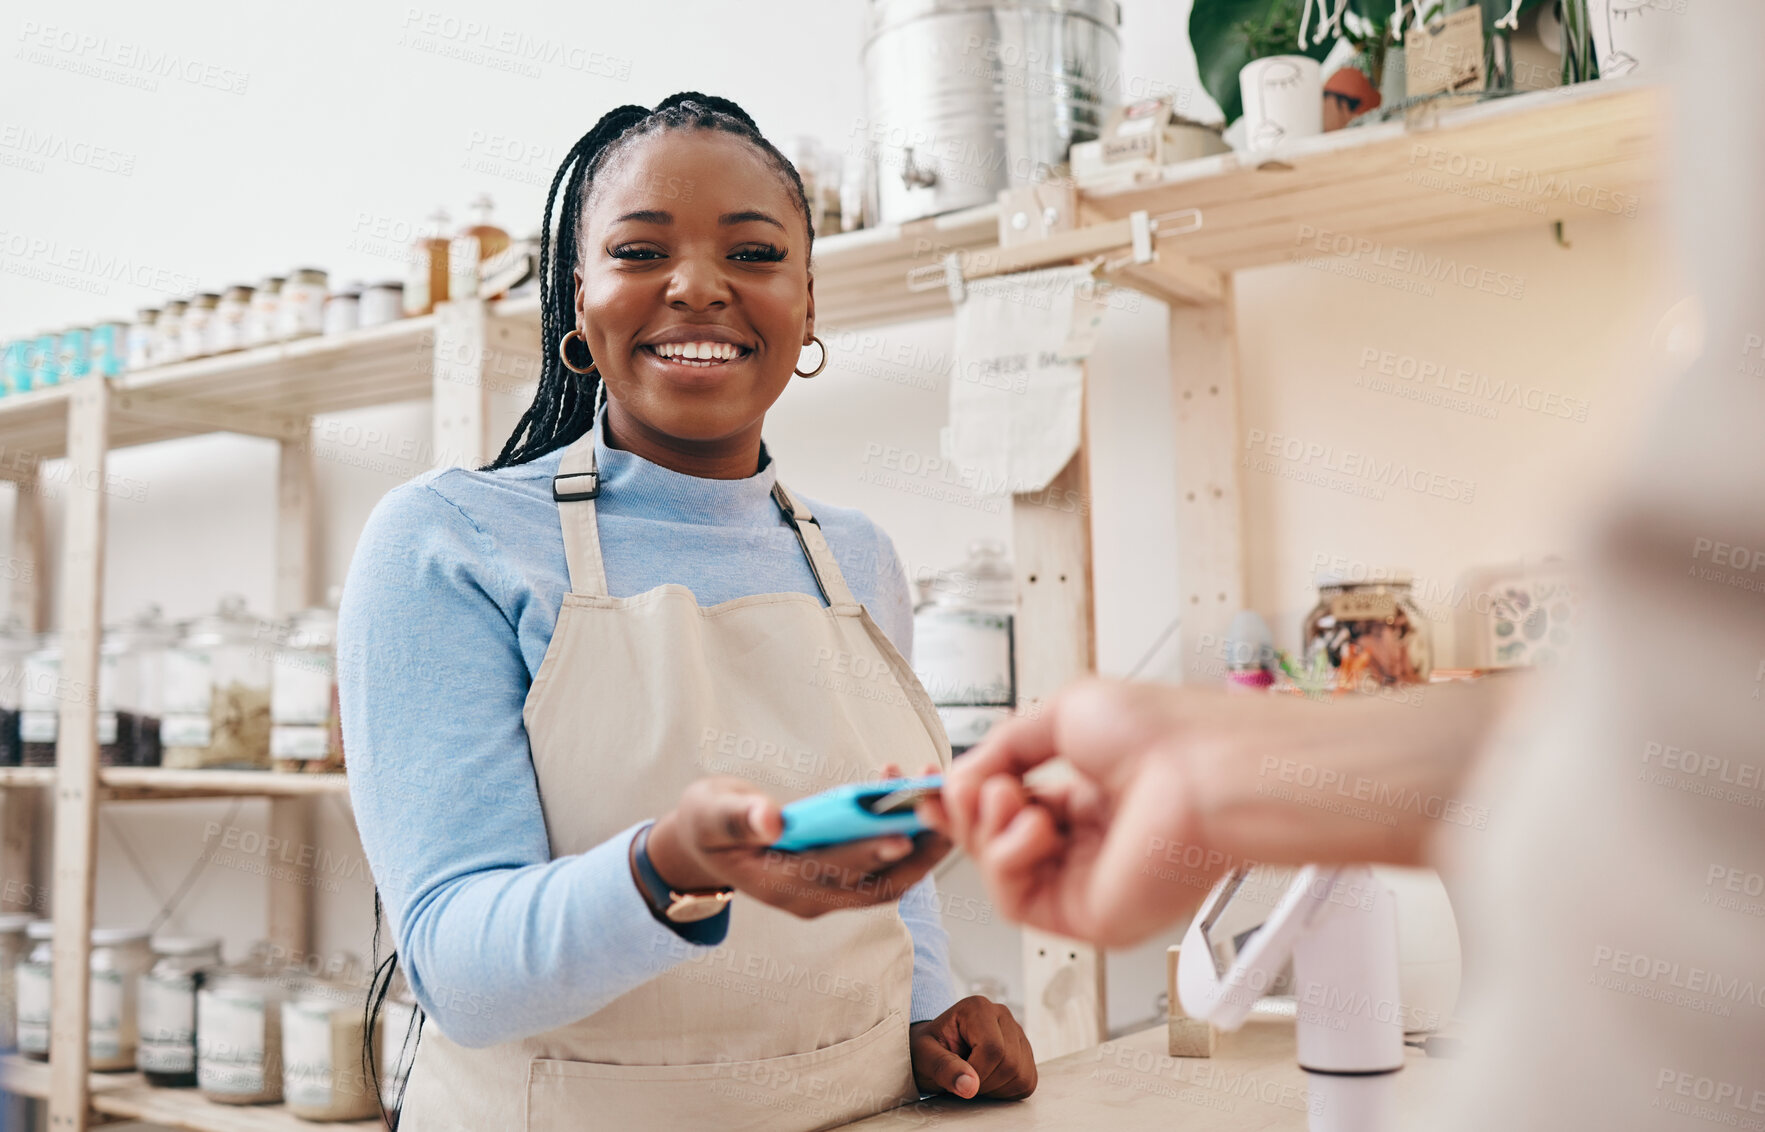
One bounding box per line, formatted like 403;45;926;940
1078;80;1665;277
2;1054;379;1131
0;767;349;797
810;202;1002;330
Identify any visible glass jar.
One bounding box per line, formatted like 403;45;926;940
910;540;1016;754
271;596;342;773
278;268;329;341
102;607;176;768
377;970;418;1110
90;320;128;378
162;596;274;770
181;292;221;359
245;276;284;346
20;633;58;767
197;961;287;1104
139;935;223;1086
126;308;159;370
0;618;32;767
322;284;361;337
154;299;188;365
57;327;93;382
0;914;32;1049
358;281;404;327
16;920;53;1060
90;926;153;1071
1301;574;1433;690
282;979;378;1120
209;285;255;354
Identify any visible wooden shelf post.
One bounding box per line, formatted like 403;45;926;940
49;377;112;1130
432;298;493;469
269;434;320;961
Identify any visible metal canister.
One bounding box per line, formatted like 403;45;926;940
862;0;1122;223
90;320;128;377
57;326;93;381
31;331;60;386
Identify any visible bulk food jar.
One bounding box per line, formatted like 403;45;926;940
1301;573;1434;690
15;920;52;1059
90;927;153;1070
139;935;223;1086
283;979;379;1120
20;632;58;767
197;958;288;1104
0;913;31;1048
0;618;32;766
162;596;273;770
270;593;342;773
102;606;175;768
910;540;1016;754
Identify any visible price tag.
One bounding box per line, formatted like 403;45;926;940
1407;7;1485;105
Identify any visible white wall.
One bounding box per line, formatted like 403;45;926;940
2;0;1675;1039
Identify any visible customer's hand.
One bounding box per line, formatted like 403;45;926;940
909;996;1036;1101
921;677;1506;947
647;776;950;918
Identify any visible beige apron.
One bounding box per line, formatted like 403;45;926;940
397;424;952;1132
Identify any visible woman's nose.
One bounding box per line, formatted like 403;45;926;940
665;256;731;309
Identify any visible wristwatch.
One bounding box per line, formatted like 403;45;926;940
631;822;734;924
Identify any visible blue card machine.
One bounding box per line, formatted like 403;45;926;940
770;775;943;853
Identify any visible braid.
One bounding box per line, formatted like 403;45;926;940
484;92;816;469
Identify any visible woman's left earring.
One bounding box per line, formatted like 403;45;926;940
559;329;599;376
794;335;827;378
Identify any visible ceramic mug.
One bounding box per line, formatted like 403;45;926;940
1588;0;1679;79
1239;55;1324;151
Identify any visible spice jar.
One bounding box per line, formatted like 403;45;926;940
181;293;221;359
322;284;361;337
126;308;159;370
154;299;187;365
102;607;175;768
16;920;53;1060
139;935;224;1086
245;277;284;346
271;595;342;773
1301;573;1433;690
197;960;287;1104
0;914;32;1049
20;633;58;767
90;927;153;1071
57;327;93;381
377;971;419;1110
162;596;274;770
283;980;379;1120
0;618;32;767
910;540;1016;754
210;285;255;354
2;339;31;394
90;320;128;378
358;281;404;328
278;269;329;341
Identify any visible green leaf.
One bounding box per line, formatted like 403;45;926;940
1190;0;1339;126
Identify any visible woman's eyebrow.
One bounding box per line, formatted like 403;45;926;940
612;208;786;231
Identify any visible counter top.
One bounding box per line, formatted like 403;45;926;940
834;1019;1459;1130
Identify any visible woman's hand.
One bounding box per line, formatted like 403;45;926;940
646;776;950;918
909;996;1036;1101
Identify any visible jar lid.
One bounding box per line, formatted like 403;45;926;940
59;326;91;335
191;293;222;306
223;284;256;299
178;593;269;648
26;920;54;940
162;298;189;311
291;267;329;283
257;276;286;290
1314;569;1414;590
0;913;34;932
152;934;223;956
366;280;404;292
327;287;361;301
105;603;177;651
135;308;160;320
283;606;338;650
91;926;150;946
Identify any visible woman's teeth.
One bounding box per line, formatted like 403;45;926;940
646;342;746;367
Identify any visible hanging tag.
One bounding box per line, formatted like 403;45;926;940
1407;7;1485;107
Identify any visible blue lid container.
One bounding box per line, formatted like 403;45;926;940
90;321;127;378
58;327;93;381
30;332;59;387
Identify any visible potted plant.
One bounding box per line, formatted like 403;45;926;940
1190;0;1334;143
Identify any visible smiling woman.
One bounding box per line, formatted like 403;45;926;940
340;92;1034;1132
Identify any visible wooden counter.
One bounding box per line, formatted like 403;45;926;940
835;1019;1459;1130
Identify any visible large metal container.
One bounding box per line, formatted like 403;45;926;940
861;0;1121;224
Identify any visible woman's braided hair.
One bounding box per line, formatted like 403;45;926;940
484;92;816;470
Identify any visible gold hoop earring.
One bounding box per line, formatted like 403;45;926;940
558;329;599;376
793;335;827;378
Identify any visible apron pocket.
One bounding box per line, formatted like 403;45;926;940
525;1009;915;1132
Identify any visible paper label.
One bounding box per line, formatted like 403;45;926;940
162;713;213;747
90;970;124;1059
271;725;330;760
16;963;51;1054
282;1001;334;1108
271;654;333;726
1407;7;1485;100
140;973;198;1072
1331;591;1399;621
20;710;56;744
913;610;1014;707
198;990;267;1094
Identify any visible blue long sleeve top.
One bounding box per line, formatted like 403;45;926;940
338;424;959;1049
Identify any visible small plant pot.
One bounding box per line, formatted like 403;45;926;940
1238;55;1324;151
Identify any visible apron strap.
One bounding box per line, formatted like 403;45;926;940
771;482;858;608
550;426;859;608
552;431;610;598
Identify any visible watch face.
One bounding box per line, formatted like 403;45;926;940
667;892;732;923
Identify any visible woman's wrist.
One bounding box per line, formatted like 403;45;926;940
643;811;726;893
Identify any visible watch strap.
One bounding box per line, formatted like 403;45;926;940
631;823;734;943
